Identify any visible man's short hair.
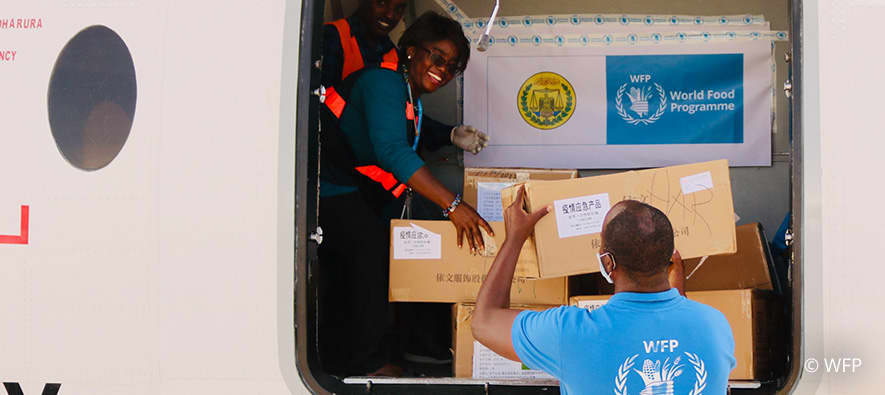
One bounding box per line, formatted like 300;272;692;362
602;201;674;277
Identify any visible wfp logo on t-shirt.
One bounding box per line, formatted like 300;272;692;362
613;339;707;395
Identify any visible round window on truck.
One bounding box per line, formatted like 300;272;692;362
48;25;137;171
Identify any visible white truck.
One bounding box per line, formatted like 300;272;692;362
0;0;879;393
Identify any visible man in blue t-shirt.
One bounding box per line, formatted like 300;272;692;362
473;189;736;394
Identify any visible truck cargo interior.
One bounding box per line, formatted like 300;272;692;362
294;0;804;393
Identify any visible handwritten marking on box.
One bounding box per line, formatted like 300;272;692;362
577;299;607;312
393;223;441;260
477;181;515;222
680;171;714;195
553;193;610;239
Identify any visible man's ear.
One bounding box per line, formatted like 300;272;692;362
605;259;615;276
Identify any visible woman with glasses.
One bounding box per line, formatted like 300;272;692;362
317;11;491;377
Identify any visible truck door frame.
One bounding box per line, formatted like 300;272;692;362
290;0;808;393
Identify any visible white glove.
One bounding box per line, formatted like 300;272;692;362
450;125;490;155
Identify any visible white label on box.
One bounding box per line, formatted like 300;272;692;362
476;182;515;222
553;193;611;239
680;171;714;195
577;299;607;311
472;341;556;380
392;223;441;260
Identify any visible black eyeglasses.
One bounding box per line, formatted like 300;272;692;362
416;46;461;76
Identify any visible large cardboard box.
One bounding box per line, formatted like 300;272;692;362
453;303;559;380
570;289;784;380
685;223;777;292
463;168;578;222
389;220;567;304
503;159;736;278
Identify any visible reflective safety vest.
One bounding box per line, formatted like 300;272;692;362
320;64;417;199
325;18;399;81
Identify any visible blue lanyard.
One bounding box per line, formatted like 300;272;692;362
405;77;423;152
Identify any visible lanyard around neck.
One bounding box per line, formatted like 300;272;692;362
404;75;423;152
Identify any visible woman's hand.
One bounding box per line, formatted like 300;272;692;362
450;125;489;155
405;167;494;251
448;202;494;253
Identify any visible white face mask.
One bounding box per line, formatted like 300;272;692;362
596;251;616;284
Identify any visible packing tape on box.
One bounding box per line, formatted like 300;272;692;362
479;228;498;257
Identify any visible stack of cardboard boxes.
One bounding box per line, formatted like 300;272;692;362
388;159;784;382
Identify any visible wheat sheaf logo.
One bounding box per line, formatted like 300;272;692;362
614;352;707;395
518;72;576;130
616;80;667;125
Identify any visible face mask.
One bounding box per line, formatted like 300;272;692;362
597;252;616;284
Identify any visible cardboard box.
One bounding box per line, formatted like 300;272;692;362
453;303;559;380
389;220;567;304
685;223;776;292
570;289;784;380
503;159;736;278
463;167;578;223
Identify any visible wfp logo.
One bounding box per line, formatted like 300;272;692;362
615;352;708;395
616;74;667;125
518;71;576;130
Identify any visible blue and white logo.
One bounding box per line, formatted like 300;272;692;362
606;54;744;145
615;76;667;125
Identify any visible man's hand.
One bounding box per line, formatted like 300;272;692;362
503;185;551;244
668;249;686;296
450;125;489;155
472;185;549;363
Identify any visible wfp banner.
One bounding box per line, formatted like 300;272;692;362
463;40;774;168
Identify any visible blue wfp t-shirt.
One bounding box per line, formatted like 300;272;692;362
512;289;735;395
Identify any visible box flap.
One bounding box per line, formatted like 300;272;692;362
511;160;736;279
685;223;774;291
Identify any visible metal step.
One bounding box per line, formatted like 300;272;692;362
343;376;762;389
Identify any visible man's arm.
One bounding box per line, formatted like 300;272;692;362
321;23;344;88
472;186;550;361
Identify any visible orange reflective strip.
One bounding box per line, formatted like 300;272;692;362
354;165;399;190
324;86;346;118
391;184;407;198
382;48;399;64
381;49;399;71
327;19;365;80
405;102;415;120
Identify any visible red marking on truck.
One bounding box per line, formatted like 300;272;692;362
0;50;17;62
0;205;29;245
